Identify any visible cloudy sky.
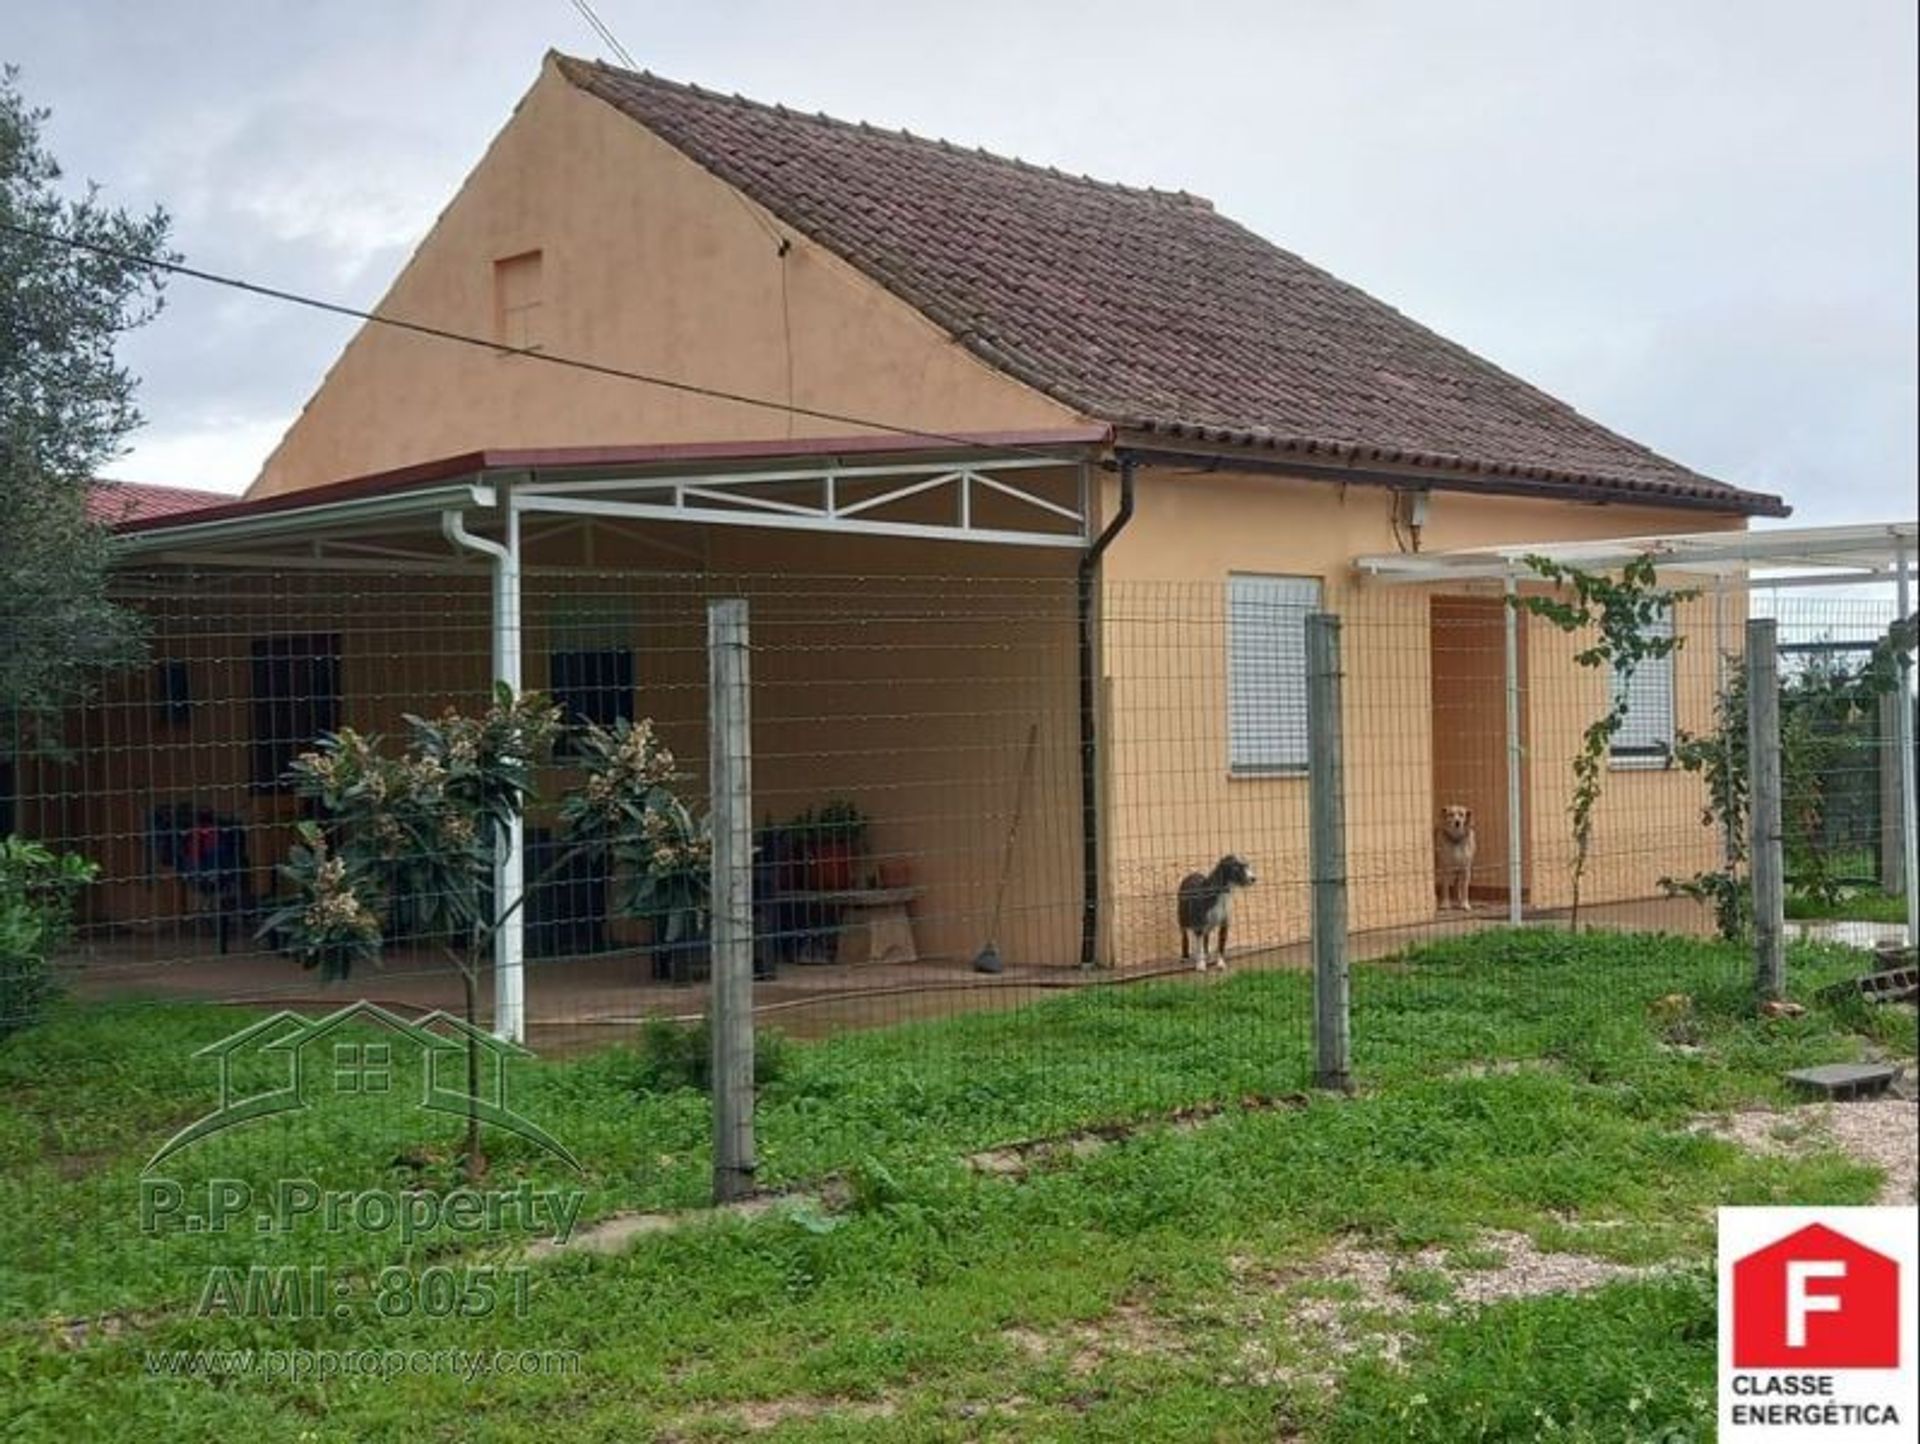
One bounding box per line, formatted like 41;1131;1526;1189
9;0;1916;526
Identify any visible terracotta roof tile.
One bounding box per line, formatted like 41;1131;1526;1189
87;480;236;527
558;56;1785;516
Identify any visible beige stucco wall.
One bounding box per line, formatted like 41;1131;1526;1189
517;518;1084;970
1093;463;1745;964
1520;587;1735;914
249;59;1077;500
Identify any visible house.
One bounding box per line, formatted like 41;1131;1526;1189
29;54;1787;1029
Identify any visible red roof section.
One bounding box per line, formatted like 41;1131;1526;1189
86;480;237;527
557;56;1786;518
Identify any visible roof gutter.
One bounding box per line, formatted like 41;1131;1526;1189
115;482;497;554
1075;456;1138;971
1112;443;1789;519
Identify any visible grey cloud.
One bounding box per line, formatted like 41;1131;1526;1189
7;0;1913;520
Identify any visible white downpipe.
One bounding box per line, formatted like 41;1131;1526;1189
1504;572;1525;925
1897;540;1917;947
442;503;527;1043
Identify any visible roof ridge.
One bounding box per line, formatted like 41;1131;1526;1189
552;53;1216;211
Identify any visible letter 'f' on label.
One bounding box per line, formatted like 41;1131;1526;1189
1786;1259;1846;1348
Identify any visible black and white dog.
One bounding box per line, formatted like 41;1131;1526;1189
1177;854;1257;971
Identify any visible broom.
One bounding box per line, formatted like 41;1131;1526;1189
973;722;1040;975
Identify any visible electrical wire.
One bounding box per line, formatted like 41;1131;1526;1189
0;220;1094;468
566;0;638;69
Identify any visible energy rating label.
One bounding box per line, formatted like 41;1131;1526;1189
1719;1207;1918;1443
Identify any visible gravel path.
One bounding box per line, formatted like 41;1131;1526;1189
1692;1098;1918;1204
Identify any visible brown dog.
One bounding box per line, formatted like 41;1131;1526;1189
1435;805;1477;912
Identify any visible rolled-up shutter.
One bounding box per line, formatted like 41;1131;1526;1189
1611;604;1675;760
1227;574;1322;774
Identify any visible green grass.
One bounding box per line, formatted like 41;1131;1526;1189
1326;1274;1717;1442
1784;887;1911;924
0;929;1910;1441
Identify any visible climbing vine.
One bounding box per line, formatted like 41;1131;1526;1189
1662;662;1750;941
1509;554;1698;931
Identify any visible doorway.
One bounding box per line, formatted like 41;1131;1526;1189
1429;596;1529;908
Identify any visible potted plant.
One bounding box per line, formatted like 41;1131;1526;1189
799;797;866;892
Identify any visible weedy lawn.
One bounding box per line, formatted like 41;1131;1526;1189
1783;887;1911;924
1;929;1912;1441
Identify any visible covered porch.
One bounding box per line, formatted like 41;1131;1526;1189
26;434;1106;1041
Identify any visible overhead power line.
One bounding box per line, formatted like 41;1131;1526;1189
0;221;1091;467
567;0;638;69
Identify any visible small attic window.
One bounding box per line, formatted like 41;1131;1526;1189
493;250;544;350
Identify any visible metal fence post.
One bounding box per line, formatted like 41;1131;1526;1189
1878;689;1906;898
708;597;756;1203
1747;618;1785;998
1307;612;1351;1091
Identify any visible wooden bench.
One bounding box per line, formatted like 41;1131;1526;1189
783;887;923;965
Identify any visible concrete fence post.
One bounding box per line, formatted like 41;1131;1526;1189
1878;690;1906;898
708;598;756;1203
1747;618;1785;999
1895;544;1918;949
1307;612;1351;1091
1503;573;1526;924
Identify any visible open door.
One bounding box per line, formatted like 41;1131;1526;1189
1429;596;1528;908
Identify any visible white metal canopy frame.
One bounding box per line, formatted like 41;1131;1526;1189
1353;520;1920;952
115;446;1093;1041
1353;520;1919;589
512;458;1088;549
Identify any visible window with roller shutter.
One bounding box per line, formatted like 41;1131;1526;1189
1226;574;1321;776
1611;603;1675;765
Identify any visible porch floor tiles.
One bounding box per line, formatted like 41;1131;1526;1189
53;896;1724;1049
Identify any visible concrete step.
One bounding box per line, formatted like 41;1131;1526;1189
1784;1062;1903;1101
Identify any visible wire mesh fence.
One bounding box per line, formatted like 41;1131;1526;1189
5;570;1914;1037
1;566;1913;1192
1768;601;1917;918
